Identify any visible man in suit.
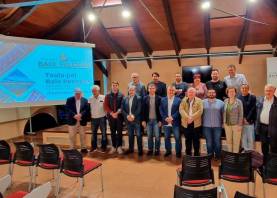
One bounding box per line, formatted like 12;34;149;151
122;86;143;156
65;88;89;153
159;85;182;158
179;87;203;156
142;83;162;156
256;84;277;161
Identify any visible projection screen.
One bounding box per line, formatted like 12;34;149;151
0;35;94;108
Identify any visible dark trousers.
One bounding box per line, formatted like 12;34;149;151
108;115;123;148
260;124;270;161
91;117;107;149
127;122;142;153
184;123;201;156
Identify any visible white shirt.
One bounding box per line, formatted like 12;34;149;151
76;99;81;114
129;96;134;115
89;95;106;118
189;98;195;116
168;96;175;117
260;97;274;124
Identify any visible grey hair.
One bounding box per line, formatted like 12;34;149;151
128;85;136;91
187;87;196;93
92;85;100;91
265;84;276;90
167;85;176;90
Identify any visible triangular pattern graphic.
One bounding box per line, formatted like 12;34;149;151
0;69;34;97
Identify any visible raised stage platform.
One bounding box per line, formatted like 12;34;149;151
41;124;229;152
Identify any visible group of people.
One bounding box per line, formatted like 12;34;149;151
65;64;277;161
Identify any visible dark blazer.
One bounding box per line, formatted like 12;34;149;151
142;95;162;122
159;96;181;126
238;94;257;124
256;96;277;147
121;95;142;123
65;96;89;126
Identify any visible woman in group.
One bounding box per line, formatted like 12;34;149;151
223;87;244;153
190;73;207;99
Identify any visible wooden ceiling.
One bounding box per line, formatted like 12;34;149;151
0;0;276;68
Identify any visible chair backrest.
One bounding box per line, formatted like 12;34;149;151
0;175;11;194
62;149;83;173
263;152;277;181
37;144;60;166
181;154;213;181
0;140;11;161
174;185;218;198
220;150;252;178
23;182;51;198
13;141;34;162
234;191;255;198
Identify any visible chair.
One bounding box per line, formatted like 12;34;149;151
173;185;218;198
6;182;51;198
219;151;254;195
58;149;103;198
256;153;277;198
0;175;12;195
0;140;13;175
12;141;36;192
177;154;214;187
34;144;61;196
234;191;255;198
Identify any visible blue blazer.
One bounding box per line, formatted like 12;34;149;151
121;95;142;123
159;96;181;126
65;96;89;126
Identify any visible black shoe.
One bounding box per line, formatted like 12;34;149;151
164;151;172;157
90;148;97;153
194;152;200;156
147;150;153;156
81;149;88;154
176;153;182;158
154;150;160;156
124;149;134;155
138;151;143;156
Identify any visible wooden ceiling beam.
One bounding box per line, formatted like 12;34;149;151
122;0;152;68
162;0;182;66
94;54;108;77
237;8;251;64
0;5;37;34
42;0;84;38
203;12;211;65
94;19;127;69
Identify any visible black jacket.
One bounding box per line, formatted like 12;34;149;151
142;95;162;122
65;96;89;126
256;96;277;147
238;94;257;124
121;95;142;123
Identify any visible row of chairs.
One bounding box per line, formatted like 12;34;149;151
174;184;254;198
0;175;51;198
176;151;277;198
0;140;103;198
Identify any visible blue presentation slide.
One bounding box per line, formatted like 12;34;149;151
0;40;94;107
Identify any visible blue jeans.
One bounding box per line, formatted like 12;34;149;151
127;122;143;152
147;119;160;151
163;125;181;154
91;117;107;149
242;124;255;151
203;127;222;157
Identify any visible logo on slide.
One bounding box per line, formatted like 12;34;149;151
0;69;34;97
